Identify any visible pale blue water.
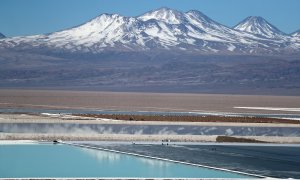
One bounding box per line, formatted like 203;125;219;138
96;143;300;179
0;143;255;178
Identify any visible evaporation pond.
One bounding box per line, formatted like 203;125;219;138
0;143;255;178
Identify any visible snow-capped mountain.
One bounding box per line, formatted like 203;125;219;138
0;33;5;39
0;8;299;55
233;16;286;39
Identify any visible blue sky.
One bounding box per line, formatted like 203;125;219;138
0;0;300;37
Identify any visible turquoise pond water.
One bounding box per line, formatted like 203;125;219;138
0;143;255;178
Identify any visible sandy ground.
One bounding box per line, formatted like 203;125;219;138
1;89;300;114
0;140;37;144
1;113;300;127
1;133;300;143
0;133;217;142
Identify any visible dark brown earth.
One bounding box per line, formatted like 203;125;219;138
216;136;267;143
75;114;300;124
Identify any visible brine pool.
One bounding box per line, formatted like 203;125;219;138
0;143;259;179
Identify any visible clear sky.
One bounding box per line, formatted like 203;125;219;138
0;0;300;37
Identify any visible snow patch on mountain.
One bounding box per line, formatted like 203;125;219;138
291;30;300;42
292;30;300;37
138;7;185;24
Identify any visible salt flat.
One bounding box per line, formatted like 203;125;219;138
1;113;299;127
1;113;300;143
1;89;300;143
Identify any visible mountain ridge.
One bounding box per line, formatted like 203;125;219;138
0;7;299;55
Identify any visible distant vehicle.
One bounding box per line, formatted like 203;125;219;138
53;139;62;144
162;139;171;142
